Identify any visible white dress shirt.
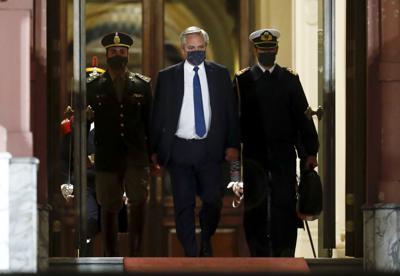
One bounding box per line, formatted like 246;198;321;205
257;62;276;74
175;60;211;139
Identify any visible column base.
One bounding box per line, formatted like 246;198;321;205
364;203;400;271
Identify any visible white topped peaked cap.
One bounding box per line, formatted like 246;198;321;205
249;28;281;49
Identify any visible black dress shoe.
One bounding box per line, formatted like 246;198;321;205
80;237;94;257
199;240;213;257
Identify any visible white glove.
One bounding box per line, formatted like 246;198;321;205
227;181;244;208
227;181;243;197
122;192;129;205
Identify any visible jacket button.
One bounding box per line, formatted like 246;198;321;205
120;114;124;117
98;102;102;106
137;102;141;106
120;104;124;108
120;133;124;137
121;123;124;127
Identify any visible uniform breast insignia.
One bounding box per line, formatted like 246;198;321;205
286;67;298;76
132;93;144;98
135;73;151;83
235;67;250;77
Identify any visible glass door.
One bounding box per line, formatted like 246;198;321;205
49;0;252;257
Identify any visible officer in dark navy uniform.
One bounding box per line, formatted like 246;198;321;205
233;28;319;257
87;32;152;257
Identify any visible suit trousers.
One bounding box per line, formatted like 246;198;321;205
167;137;223;257
244;198;298;257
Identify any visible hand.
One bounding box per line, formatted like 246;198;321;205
150;153;162;176
227;181;243;198
86;105;95;120
225;148;239;162
87;155;95;168
296;211;308;220
65;195;75;203
122;192;129;205
305;155;318;170
151;153;160;168
60;118;72;135
227;181;244;208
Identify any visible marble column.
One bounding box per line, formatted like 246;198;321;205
0;125;6;153
365;0;400;272
0;151;11;271
0;0;33;157
364;204;400;271
9;157;39;273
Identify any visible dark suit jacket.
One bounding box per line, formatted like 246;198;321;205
150;61;240;166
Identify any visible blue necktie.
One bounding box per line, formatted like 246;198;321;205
193;66;206;137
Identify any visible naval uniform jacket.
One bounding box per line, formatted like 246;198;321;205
87;71;151;172
234;64;319;208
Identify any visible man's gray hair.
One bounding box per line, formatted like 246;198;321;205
180;26;209;46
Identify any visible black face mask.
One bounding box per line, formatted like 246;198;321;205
258;52;276;67
187;50;206;66
107;56;128;70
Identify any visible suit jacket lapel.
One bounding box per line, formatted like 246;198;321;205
173;61;185;126
204;61;217;122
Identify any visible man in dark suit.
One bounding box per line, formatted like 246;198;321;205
150;26;240;257
87;32;152;257
233;28;319;257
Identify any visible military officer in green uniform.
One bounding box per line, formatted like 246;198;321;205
233;28;319;257
87;32;151;257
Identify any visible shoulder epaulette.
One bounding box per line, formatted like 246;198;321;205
285;67;298;76
86;70;104;83
235;67;250;77
135;73;151;83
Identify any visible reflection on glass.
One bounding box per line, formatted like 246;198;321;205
58;0;143;257
85;0;143;72
67;0;143;72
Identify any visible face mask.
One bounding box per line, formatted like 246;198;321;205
187;50;206;66
107;56;128;70
258;52;276;67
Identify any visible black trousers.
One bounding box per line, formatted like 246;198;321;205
242;157;299;257
167;137;223;257
244;199;299;257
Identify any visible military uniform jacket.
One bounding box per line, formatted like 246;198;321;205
234;64;319;207
87;71;151;171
